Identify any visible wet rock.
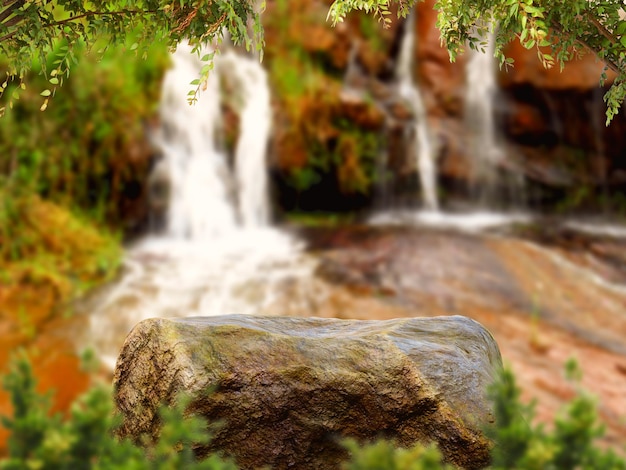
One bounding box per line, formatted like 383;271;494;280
338;89;386;129
114;315;501;470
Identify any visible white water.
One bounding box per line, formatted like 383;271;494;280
370;209;531;233
464;31;525;207
154;43;272;235
89;229;317;369
464;32;503;204
156;43;237;239
88;44;312;369
218;50;272;227
396;11;439;211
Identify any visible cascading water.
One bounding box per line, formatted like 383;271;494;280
396;10;439;212
464;32;501;202
371;17;529;228
154;43;272;235
464;31;525;208
218;50;272;227
156;43;237;239
86;44;318;369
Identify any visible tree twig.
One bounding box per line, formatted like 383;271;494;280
0;8;159;43
0;0;25;25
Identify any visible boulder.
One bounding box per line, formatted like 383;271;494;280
113;315;502;469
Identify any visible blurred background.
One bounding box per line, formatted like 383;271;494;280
1;0;626;455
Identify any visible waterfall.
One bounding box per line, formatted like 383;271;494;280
89;44;314;369
464;31;525;207
152;43;271;238
396;11;439;211
464;32;502;205
218;51;272;228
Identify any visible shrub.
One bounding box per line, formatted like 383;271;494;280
0;352;236;470
1;354;624;469
0;38;169;229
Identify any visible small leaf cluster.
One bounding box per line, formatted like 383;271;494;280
342;439;453;469
328;0;413;28
434;0;626;123
485;359;626;469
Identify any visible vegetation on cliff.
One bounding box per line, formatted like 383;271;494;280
0;38;169;435
0;33;170;341
0;38;168;229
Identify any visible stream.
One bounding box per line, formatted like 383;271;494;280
79;211;626;447
80;41;626;448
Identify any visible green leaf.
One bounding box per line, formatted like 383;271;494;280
40;89;52;97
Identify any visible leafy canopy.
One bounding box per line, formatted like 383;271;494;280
1;0;625;122
329;0;626;124
0;0;264;114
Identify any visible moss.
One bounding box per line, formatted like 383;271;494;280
284;212;357;227
0;194;121;336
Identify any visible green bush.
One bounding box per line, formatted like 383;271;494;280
1;354;624;469
485;360;626;470
0;38;169;227
0;352;236;470
342;439;452;470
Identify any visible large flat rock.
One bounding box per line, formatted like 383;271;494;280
113;315;502;469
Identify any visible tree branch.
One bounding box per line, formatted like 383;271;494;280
549;19;623;77
0;0;25;25
0;8;159;43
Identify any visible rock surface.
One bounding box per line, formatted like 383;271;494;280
113;315;502;469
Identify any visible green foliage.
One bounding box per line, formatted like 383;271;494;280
298;112;383;196
484;366;542;468
0;193;121;308
0;38;168;227
2;0;625;122
0;0;264;115
329;0;626;124
343;439;453;469
328;0;413;28
3;354;625;469
0;352;236;470
486;361;626;470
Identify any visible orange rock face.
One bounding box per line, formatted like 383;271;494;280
414;0;613;93
416;0;467;118
500;40;615;90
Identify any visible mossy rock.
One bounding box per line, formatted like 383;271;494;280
114;315;502;469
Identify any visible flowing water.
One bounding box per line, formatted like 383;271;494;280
464;31;525;208
81;39;626;445
464;32;502;202
396;11;439;211
218;50;272;227
87;44;314;369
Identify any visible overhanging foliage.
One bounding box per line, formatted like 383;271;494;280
1;0;625;122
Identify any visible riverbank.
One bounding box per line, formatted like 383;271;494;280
0;195;121;454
